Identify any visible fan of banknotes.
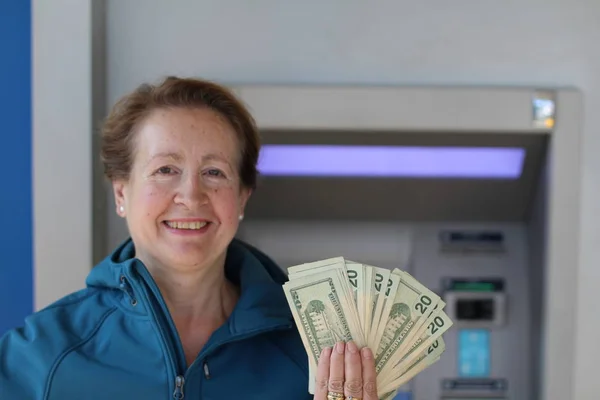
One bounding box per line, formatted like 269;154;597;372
282;257;453;400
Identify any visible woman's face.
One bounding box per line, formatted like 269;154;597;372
112;107;251;272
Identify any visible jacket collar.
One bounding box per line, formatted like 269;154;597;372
222;238;295;334
86;238;294;335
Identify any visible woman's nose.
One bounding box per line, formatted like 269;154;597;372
174;174;208;208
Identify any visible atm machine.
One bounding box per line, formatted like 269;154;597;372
228;85;583;400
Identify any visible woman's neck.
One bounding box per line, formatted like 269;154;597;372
140;252;240;331
138;252;240;366
136;253;240;365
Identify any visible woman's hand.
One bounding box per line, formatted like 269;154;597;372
314;341;378;400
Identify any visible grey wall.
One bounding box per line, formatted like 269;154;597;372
240;220;532;400
91;0;108;266
32;0;94;310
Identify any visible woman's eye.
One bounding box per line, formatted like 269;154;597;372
206;169;225;178
157;166;174;175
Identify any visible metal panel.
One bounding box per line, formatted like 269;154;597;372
232;85;553;133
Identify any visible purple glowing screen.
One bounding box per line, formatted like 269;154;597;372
257;145;525;178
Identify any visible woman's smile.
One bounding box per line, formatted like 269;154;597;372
163;219;212;235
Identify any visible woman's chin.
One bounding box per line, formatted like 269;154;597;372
157;244;222;270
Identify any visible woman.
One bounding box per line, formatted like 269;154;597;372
0;76;379;400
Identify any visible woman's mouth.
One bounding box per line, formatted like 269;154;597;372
164;221;210;230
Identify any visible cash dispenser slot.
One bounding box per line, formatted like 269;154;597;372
443;277;507;329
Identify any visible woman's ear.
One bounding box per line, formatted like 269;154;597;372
239;187;252;219
112;180;128;217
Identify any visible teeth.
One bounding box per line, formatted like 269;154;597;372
166;221;208;230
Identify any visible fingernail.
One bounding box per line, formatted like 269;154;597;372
361;347;373;359
336;341;345;354
321;347;332;358
347;340;358;354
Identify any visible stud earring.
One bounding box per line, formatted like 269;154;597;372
239;214;244;221
119;205;124;213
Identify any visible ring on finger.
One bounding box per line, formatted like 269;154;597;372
326;392;345;400
345;397;362;400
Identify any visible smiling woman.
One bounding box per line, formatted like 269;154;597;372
109;105;252;288
0;77;325;399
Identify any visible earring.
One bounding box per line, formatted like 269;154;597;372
239;214;244;221
119;205;124;213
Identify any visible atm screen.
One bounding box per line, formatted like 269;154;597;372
456;299;495;321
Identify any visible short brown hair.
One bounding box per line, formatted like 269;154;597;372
100;76;260;190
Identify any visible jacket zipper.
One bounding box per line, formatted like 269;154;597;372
127;269;188;398
173;375;185;399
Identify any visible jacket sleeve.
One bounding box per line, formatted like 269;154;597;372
0;321;54;399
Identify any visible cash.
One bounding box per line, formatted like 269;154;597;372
282;257;453;398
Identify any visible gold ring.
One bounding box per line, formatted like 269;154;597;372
327;392;345;400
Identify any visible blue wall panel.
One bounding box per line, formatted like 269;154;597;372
0;0;33;336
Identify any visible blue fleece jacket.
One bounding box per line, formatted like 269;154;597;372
0;238;312;399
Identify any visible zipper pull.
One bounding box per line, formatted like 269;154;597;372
119;275;138;306
173;375;185;399
203;361;211;379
